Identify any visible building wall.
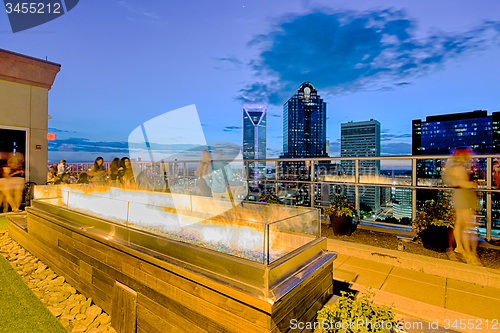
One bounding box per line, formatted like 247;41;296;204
0;48;60;185
340;119;381;212
0;80;49;185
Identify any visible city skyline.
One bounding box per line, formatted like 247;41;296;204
1;0;499;163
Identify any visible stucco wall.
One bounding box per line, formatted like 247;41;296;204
0;79;49;185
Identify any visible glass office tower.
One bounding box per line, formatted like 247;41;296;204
282;82;327;159
243;104;267;180
341;119;381;212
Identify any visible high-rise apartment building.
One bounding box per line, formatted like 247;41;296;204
341;119;381;212
413;110;500;179
412;110;500;156
243;104;267;180
282;82;327;159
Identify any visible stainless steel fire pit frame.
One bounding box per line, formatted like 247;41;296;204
30;186;334;302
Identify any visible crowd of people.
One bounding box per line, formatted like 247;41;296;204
47;157;136;187
0;152;25;213
47;151;245;200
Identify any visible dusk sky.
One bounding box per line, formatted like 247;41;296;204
2;0;500;163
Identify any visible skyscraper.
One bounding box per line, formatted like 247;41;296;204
243;104;267;180
341;119;381;212
413;110;500;179
282;82;327;158
412;110;500;156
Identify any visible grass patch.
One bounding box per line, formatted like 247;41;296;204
0;253;66;332
0;216;8;230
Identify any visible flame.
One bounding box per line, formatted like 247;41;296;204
58;185;285;262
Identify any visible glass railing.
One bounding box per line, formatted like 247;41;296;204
55;154;500;241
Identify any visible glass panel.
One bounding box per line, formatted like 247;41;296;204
268;208;320;264
378;159;412;186
491;192;500;239
64;188;129;224
476;191;487;237
128;200;268;263
278;160;312;182
277;181;297;205
319;160;355;183
417;158;446;187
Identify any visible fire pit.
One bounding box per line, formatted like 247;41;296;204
14;185;335;332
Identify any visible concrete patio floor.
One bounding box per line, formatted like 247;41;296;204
327;238;500;333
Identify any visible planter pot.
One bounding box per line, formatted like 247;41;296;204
419;225;454;252
330;216;357;236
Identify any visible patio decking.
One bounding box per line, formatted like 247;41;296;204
327;238;500;333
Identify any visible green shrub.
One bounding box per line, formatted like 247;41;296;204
412;197;454;233
324;195;357;218
316;290;399;332
259;192;283;204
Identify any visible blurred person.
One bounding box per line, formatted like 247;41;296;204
0;163;10;213
89;157;106;184
118;157;136;188
193;150;212;197
108;158;120;185
57;160;68;176
68;173;78;183
77;173;89;184
54;173;70;185
493;160;500;188
2;153;25;212
207;150;234;200
443;147;481;266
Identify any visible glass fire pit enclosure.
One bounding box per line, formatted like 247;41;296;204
32;185;329;301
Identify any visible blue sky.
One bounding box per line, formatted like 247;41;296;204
2;0;500;162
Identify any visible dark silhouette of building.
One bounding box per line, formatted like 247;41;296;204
282;82;327;159
412;110;500;155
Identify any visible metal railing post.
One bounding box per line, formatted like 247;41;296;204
275;161;278;198
412;158;417;221
310;160;315;208
487;157;492;241
355;159;359;211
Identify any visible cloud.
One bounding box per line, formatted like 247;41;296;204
223;126;242;132
48;138;129;153
271;113;281;117
381;142;412;155
118;0;161;22
215;57;244;71
48;127;77;133
381;133;412;141
266;148;282;158
238;9;499;104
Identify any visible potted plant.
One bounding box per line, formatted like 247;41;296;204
259;192;283;204
317;289;400;332
413;197;455;252
324;195;358;236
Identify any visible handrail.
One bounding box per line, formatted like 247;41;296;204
50;154;500;240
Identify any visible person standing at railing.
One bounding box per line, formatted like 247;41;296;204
89;157;107;185
118;157;136;188
108;158;120;186
443;147;482;266
206;150;234;199
57;160;69;177
193;150;212;197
